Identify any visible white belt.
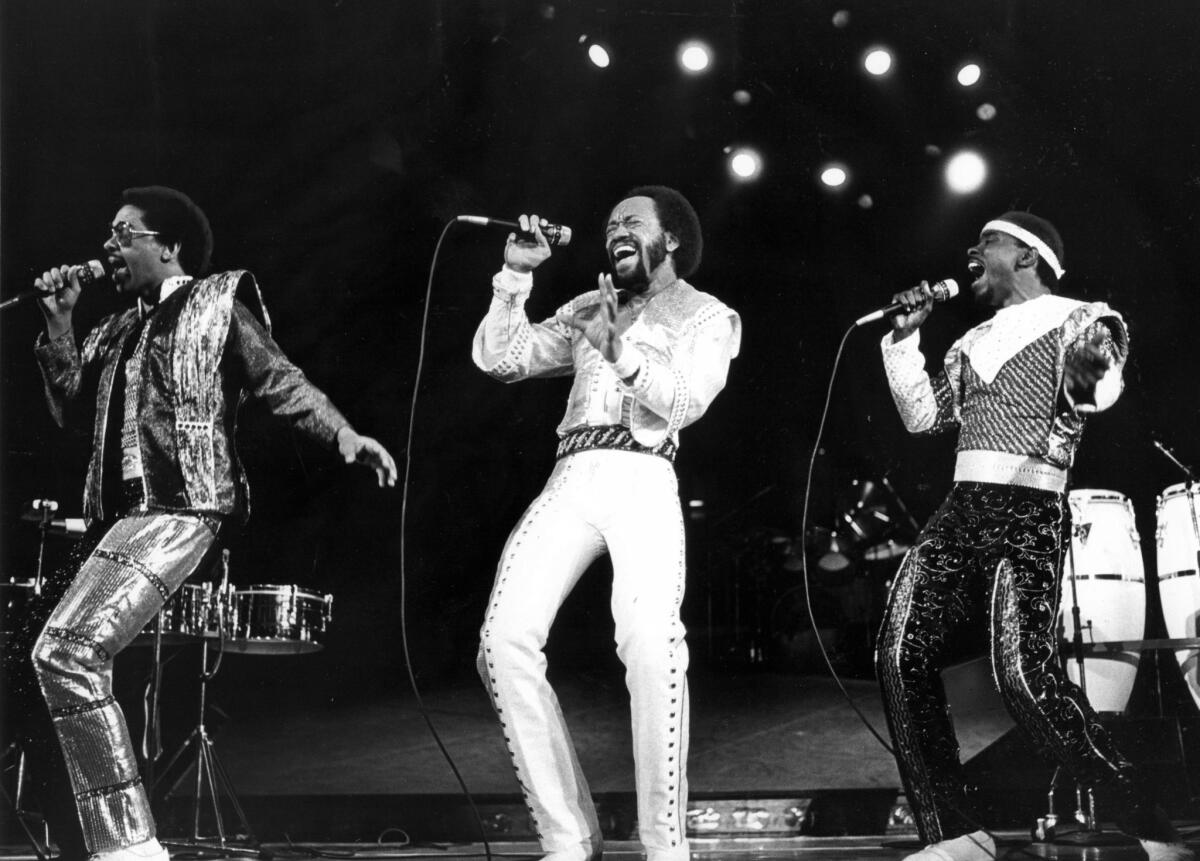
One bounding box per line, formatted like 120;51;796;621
953;450;1068;493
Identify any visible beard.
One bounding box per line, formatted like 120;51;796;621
612;234;669;294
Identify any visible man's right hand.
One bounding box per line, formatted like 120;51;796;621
503;214;553;274
889;280;936;341
35;265;82;340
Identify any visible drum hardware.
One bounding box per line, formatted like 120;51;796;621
153;550;263;857
812;476;918;573
1035;489;1144;848
0;743;51;861
0;499;67;861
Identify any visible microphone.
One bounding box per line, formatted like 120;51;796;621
456;215;573;247
0;259;112;312
854;278;959;327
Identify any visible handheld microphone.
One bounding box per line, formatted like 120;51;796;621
456;215;573;247
854;278;959;327
0;259;112;312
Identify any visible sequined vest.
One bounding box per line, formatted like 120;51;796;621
79;271;270;522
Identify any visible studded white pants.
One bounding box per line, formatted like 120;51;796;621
478;449;690;861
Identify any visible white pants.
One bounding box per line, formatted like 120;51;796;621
478;449;690;861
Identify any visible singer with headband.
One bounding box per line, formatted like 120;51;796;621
12;185;397;861
874;211;1191;861
472;186;740;861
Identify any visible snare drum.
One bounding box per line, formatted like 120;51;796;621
1058;489;1145;713
1156;483;1200;710
225;584;331;655
138;582;225;645
0;578;38;644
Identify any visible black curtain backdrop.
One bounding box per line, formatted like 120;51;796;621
2;0;1199;711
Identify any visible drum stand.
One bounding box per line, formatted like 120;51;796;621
153;554;262;858
0;500;60;861
1033;515;1135;847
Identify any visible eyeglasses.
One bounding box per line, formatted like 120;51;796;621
109;221;161;247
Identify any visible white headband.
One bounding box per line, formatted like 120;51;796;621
983;219;1065;279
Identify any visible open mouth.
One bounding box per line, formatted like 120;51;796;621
967;259;985;278
609;241;638;263
108;256;130;281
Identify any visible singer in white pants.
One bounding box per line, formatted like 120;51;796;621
479;449;688;859
472;187;740;861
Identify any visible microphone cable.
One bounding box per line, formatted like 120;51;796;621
797;322;896;755
394;219;494;861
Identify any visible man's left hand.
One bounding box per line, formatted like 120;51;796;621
1065;330;1111;403
559;273;629;362
337;428;398;487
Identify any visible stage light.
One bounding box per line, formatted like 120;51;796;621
976;102;997;121
732;88;752;106
587;42;611;68
831;9;851;28
864;48;893;76
728;147;763;181
957;63;982;86
678;40;712;73
858;194;874;209
820;164;848;188
945;150;987;194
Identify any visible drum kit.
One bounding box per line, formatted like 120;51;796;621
1;499;335;854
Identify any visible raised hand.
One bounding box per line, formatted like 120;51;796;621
558;273;627;362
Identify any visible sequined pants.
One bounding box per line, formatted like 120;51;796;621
32;511;220;854
478;450;689;861
876;481;1170;844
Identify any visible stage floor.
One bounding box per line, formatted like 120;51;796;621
2;832;1197;861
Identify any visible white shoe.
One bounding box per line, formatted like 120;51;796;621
1140;840;1195;861
903;830;996;861
90;838;168;861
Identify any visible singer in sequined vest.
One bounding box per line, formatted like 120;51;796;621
875;211;1185;861
20;186;396;861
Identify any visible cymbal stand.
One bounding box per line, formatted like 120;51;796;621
154;552;260;857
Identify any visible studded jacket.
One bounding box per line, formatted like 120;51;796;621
34;270;350;524
473;266;741;448
881;294;1128;470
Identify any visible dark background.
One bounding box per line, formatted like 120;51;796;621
2;0;1199;713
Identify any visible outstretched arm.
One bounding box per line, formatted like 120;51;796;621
230;301;397;486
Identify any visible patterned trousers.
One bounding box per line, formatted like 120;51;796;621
876;481;1170;844
478;449;689;861
32;511;221;854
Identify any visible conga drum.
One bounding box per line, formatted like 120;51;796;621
1058;489;1145;713
1156;483;1200;711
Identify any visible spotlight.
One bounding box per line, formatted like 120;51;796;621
863;48;893;76
820;164;848;188
831;9;851;28
956;63;982;87
728;147;763;181
584;39;611;68
858;194;874;209
678;40;712;73
976;102;997;121
731;88;752;106
945;150;987;194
